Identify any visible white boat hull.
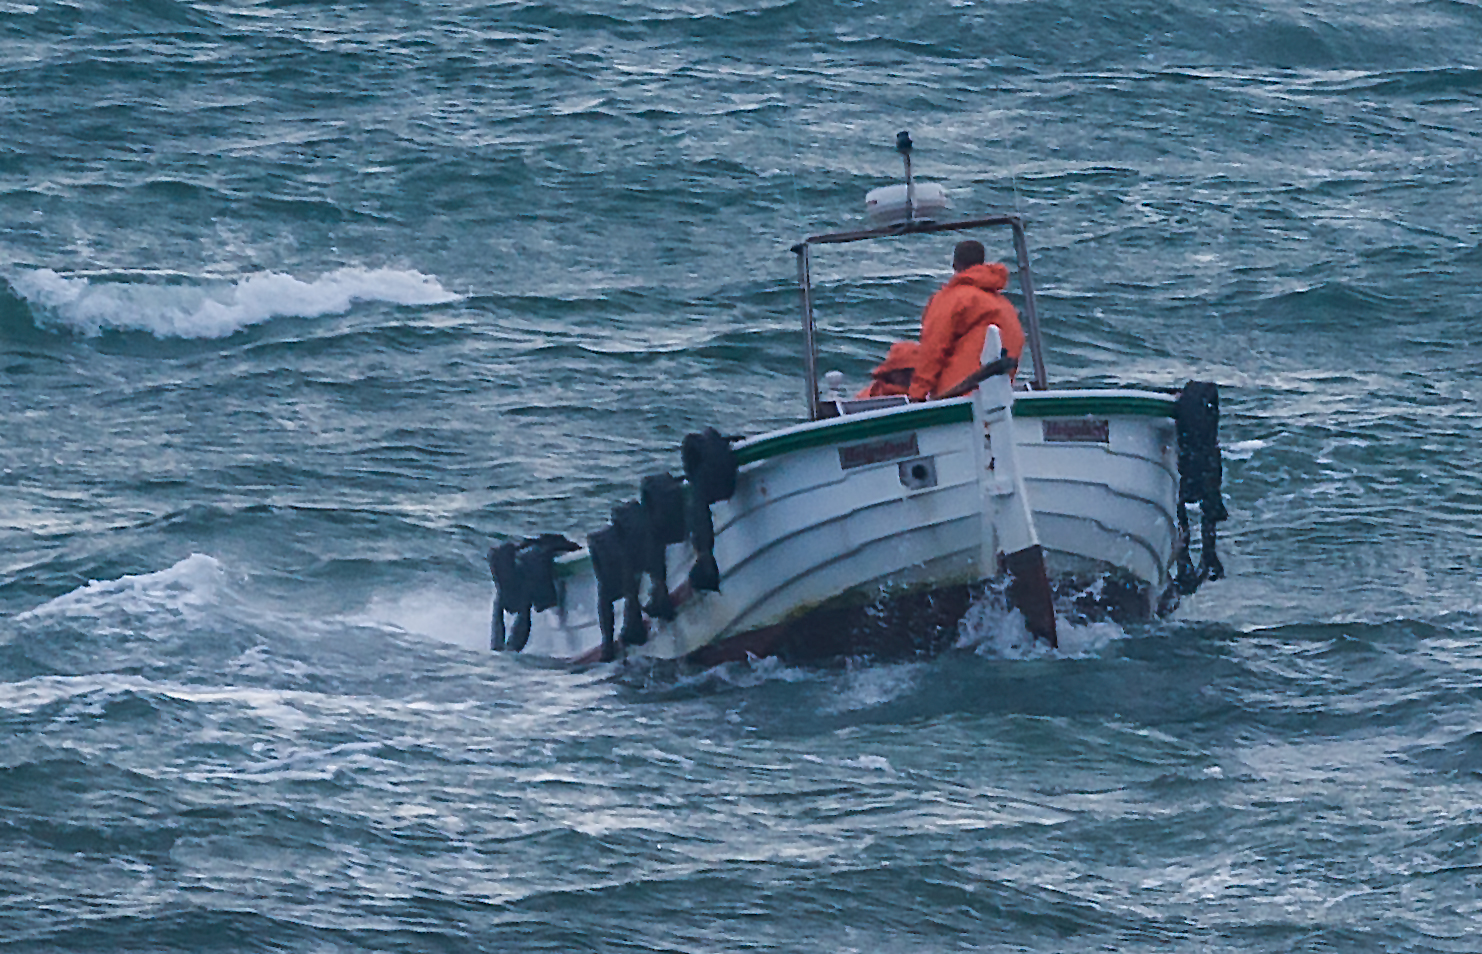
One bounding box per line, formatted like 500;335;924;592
1015;390;1181;609
514;387;1182;665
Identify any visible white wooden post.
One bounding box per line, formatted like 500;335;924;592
973;326;1057;646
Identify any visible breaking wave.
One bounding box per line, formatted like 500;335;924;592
350;586;495;653
6;267;460;339
17;553;228;623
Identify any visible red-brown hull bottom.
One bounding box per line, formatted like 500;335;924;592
570;569;1157;668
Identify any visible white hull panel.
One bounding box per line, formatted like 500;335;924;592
1015;395;1180;594
515;389;1182;664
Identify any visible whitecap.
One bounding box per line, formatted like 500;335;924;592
351;587;493;652
674;653;816;691
840;754;896;774
9;266;461;339
17;553;226;622
1224;438;1266;461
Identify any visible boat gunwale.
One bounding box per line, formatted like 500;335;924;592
549;388;1177;578
736;388;1176;466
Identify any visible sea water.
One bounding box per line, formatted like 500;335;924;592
3;1;1482;950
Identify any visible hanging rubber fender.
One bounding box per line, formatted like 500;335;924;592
610;501;651;646
587;525;625;662
681;427;738;505
640;472;688;545
686;484;721;593
520;533;581;613
638;473;684;619
486;542;521;652
1174;381;1228;594
488;534;581;652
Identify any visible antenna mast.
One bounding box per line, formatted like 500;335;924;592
896;130;915;222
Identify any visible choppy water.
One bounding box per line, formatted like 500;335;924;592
4;1;1482;950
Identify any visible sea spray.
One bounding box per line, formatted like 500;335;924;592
956;593;1129;660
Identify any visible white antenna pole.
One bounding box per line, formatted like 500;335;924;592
896;130;915;223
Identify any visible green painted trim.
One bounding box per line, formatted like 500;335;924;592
734;393;1174;466
734;402;973;466
553;392;1175;574
1012;395;1176;419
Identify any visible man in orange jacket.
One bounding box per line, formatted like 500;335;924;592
907;240;1025;402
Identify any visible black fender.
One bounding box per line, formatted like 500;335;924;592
681;427;738;505
587;525;625;662
639;472;685;619
489;535;580;652
680;428;737;592
1174;381;1227;594
610;501;651;646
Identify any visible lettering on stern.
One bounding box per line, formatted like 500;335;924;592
1042;419;1110;444
838;433;920;470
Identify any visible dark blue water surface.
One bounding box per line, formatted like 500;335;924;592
4;1;1482;950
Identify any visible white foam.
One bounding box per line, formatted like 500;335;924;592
841;754;896;774
955;597;1127;660
18;553;226;622
10;266;460;338
818;661;921;713
1225;438;1266;461
352;587;493;652
665;653;816;693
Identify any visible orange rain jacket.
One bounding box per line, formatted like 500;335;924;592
907;262;1025;402
855;340;921;398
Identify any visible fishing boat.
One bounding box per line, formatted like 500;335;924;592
487;135;1226;665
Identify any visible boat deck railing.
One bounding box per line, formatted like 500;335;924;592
791;214;1048;421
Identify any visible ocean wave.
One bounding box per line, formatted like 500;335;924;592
5;267;460;339
351;586;496;653
16;553;227;623
816;660;923;713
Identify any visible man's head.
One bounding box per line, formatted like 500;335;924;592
952;240;986;272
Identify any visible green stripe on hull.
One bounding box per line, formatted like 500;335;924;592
1013;395;1176;419
553;391;1178;579
734;402;972;466
734;393;1175;466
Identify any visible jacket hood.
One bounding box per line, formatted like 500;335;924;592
870;340;920;377
946;262;1009;293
